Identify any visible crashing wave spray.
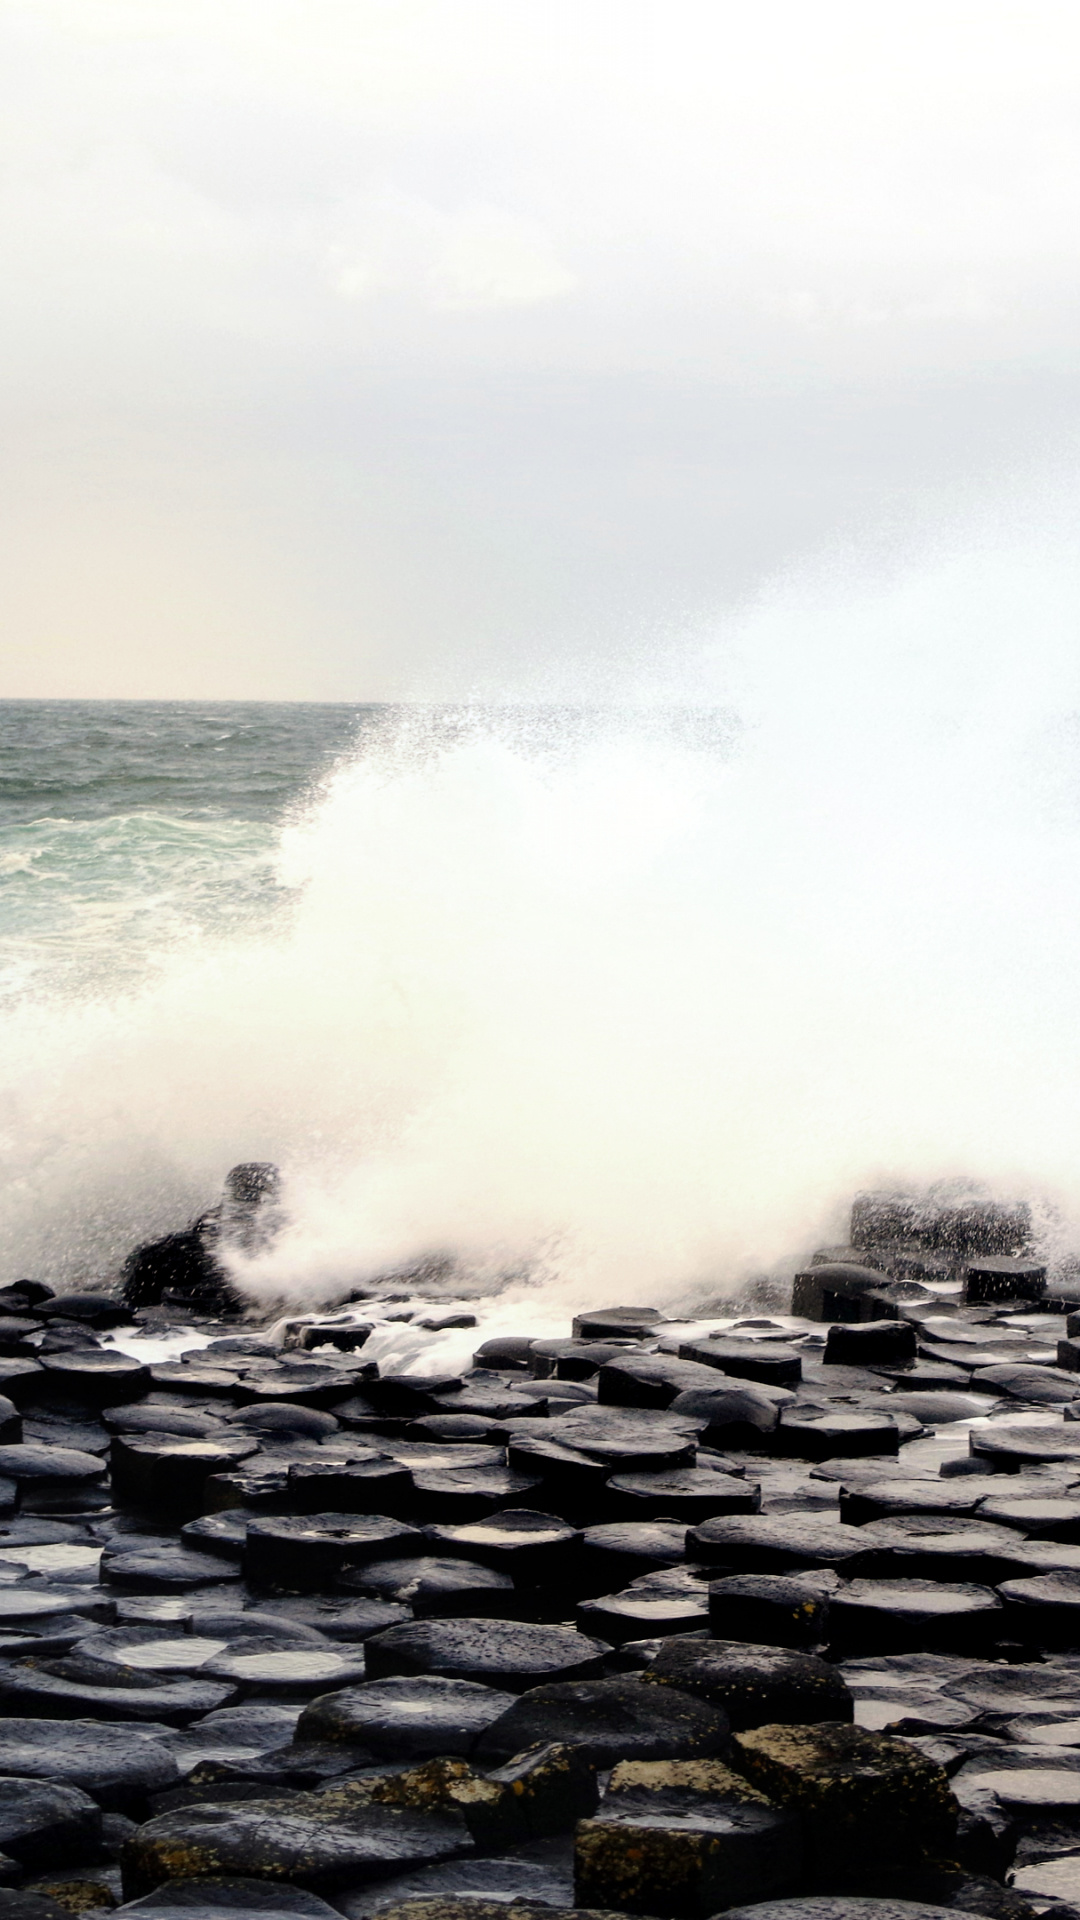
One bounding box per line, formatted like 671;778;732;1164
3;511;1080;1311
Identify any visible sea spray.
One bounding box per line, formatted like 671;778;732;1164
3;523;1080;1305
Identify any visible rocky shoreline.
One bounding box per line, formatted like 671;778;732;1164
3;1190;1080;1920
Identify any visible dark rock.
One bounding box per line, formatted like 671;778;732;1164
103;1546;242;1591
646;1638;853;1729
838;1477;1009;1525
686;1514;863;1574
970;1364;1080;1403
244;1516;423;1590
578;1523;687;1594
845;1515;1028;1584
297;1677;518;1759
0;1778;101;1867
773;1408;901;1460
422;1511;578;1586
823;1322;918;1366
37;1350;148;1407
40;1295;132;1329
228;1405;340;1439
406;1467;544;1523
340;1558;515;1618
963;1259;1046;1305
666;1385;793;1450
364;1619;609;1692
251;1595;411;1640
827;1579;1004;1653
997;1570;1080;1645
111;1436;260;1511
597;1355;739;1411
122;1788;473;1899
571;1309;663;1341
574;1756;802;1916
733;1720;958;1879
201;1639;369;1695
285;1460;415;1516
0;1656;235;1723
675;1340;803;1389
116;1876;342;1920
475;1674;731;1769
606;1470;760;1521
0;1717;178;1814
471;1338;535;1373
578;1584;710;1645
708;1575;833;1649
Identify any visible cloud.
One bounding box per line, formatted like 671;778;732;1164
325;196;575;313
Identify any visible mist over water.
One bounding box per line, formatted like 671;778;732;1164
4;518;1080;1312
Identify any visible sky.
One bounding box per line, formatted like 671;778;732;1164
3;0;1080;700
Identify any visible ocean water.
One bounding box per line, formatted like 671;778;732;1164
4;629;1080;1320
0;702;383;1000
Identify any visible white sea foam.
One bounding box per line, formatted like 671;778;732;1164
2;514;1080;1311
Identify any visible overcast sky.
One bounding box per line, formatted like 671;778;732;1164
3;0;1080;700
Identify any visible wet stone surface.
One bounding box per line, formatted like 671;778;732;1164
10;1198;1080;1920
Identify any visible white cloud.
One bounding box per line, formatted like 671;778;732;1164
325;197;575;313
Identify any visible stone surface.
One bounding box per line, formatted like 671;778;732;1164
475;1675;731;1768
733;1721;959;1879
297;1678;519;1759
122;1787;473;1898
363;1619;610;1692
646;1639;853;1729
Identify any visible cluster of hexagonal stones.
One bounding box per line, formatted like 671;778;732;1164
7;1204;1080;1920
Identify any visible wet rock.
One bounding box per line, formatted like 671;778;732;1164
111;1437;260;1512
201;1639;370;1696
103;1547;242;1592
574;1758;801;1916
845;1515;1028;1584
980;1493;1080;1539
732;1720;958;1880
0;1778;101;1868
971;1365;1080;1404
228;1405;340;1439
773;1409;901;1460
824;1321;919;1366
297;1677;518;1759
40;1295;131;1330
251;1595;411;1640
122;1787;473;1899
38;1351;148;1406
116;1877;343;1920
686;1515;863;1575
606;1469;759;1521
722;1904;992;1920
578;1523;687;1594
474;1674;731;1768
675;1340;804;1389
0;1718;178;1814
838;1477;1012;1525
666;1385;794;1450
422;1512;579;1587
341;1556;512;1619
351;1746;597;1849
963;1259;1046;1306
598;1355;741;1411
571;1309;663;1341
646;1638;853;1729
471;1339;536;1372
244;1516;423;1590
331;1844;575;1919
0;1443;107;1498
547;1412;696;1474
997;1570;1080;1645
364;1618;609;1692
708;1575;833;1649
285;1461;415;1516
577;1584;710;1645
0;1655;235;1723
828;1579;1004;1653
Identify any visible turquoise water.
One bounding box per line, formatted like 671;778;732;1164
0;702;384;998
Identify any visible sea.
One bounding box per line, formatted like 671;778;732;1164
1;692;1077;1325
